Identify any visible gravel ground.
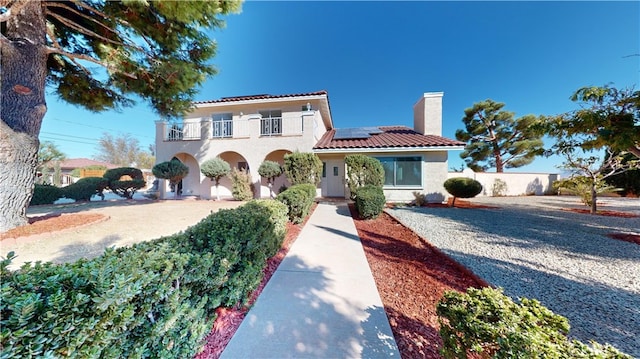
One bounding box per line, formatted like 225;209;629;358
387;196;640;357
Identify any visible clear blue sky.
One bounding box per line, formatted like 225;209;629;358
41;1;639;172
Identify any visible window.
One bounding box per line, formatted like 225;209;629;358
375;156;422;187
322;162;326;178
212;113;233;138
260;110;282;136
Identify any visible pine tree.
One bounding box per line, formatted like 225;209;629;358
0;0;241;231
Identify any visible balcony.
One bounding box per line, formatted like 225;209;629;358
161;116;304;142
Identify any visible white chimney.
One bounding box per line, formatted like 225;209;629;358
413;92;443;136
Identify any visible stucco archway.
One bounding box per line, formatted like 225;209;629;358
259;149;292;198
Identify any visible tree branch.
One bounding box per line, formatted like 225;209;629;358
46;46;137;79
47;11;128;49
0;0;30;23
44;2;118;38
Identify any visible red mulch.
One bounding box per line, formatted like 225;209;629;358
562;208;639;218
607;233;640;245
0;213;107;240
349;204;489;358
195;204;315;359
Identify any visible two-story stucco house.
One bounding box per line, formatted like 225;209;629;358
154;90;464;202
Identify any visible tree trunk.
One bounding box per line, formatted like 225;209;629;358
590;183;597;214
0;1;48;232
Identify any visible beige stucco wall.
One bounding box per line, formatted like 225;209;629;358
155;99;328;199
448;170;560;197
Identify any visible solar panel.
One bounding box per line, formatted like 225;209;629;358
333;127;382;140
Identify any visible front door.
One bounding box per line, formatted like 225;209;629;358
324;160;345;198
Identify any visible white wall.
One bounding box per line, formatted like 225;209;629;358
448;169;559;197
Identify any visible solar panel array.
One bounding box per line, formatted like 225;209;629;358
333;127;384;140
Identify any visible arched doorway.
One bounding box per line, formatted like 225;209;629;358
213;151;250;199
261;150;291;198
166;153;200;198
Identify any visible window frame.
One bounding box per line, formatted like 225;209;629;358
374;155;423;188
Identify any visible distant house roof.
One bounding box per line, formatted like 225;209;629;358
313;126;465;152
58;158;118;170
194;90;329;104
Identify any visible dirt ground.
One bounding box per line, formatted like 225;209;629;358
0;199;243;270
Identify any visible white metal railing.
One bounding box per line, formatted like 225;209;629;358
212;119;233;138
260;117;282;136
165;122;201;141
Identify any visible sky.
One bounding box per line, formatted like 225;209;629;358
41;1;640;173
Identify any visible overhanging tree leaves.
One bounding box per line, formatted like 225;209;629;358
0;0;241;231
544;85;640;214
455;99;545;172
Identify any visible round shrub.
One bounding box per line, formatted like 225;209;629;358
30;184;63;206
152;160;189;187
444;177;483;200
200;157;230;185
354;185;386;219
276;184;315;223
103;167;146;199
63;177;108;201
258;160;283;183
345;154;384;199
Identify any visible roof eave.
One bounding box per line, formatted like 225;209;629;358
313;145;465;154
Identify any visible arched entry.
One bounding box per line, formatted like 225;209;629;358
166;153;200;198
214;151;250;199
261;150;291;198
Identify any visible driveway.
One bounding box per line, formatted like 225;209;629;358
387;195;639;357
1;199;244;270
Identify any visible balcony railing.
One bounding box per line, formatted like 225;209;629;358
212;119;233;138
165;122;201;141
260;117;282;136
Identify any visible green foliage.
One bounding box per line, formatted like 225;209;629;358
444;177;483;204
553;176;620;207
353;185;386;219
152;160;189;187
201;157;231;185
63;177;108;202
491;178;508;197
276;184;316;224
344;155;384;199
545;85;639;158
103;167;146;199
37;141;66;172
455;100;545;172
412;191;427;206
41;0;242;118
229;168;254;201
437;287;632;359
29;184;63;206
258;161;283;183
1;199;287;358
283;152;323;186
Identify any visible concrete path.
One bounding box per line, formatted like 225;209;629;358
221;203;400;358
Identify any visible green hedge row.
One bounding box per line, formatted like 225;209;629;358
437;287;631;358
29;184;64;205
276;183;316;224
1;200;288;358
353;185;386;219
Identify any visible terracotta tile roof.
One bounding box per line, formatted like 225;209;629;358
194;90;328;104
58;158;118;169
313;126;465;150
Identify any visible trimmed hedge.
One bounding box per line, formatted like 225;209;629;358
344;154;384;199
63;177;107;201
29;184;63;206
103;167;146;199
437;287;631;358
276;183;316;224
0;200;288;358
354;185;386;219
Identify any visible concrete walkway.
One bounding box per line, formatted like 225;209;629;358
221;203;400;358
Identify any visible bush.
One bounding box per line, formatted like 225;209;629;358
229;168;254;201
0;200;288;358
103;167;146;199
63;177;107;201
258;160;284;198
29;184;63;205
201;157;231;185
491;178;508;197
283;151;323;186
152;160;189;188
437;287;632;358
276;184;316;223
354;185;386;219
444;177;483;206
344;154;384;199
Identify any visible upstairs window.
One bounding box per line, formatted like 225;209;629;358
212;113;233;138
375;156;422;187
260;110;282;136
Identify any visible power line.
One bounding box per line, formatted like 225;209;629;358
41;131;100;142
48;118;155;139
40;136;96;146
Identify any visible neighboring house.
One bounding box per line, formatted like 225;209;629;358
154;91;464;202
41;158;117;186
